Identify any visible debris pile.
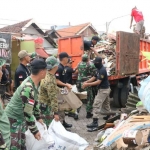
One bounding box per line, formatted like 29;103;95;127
93;109;150;150
93;77;150;150
95;33;117;76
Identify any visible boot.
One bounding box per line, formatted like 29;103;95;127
67;112;75;117
86;112;93;118
63;121;72;128
87;118;98;128
74;114;78;120
103;115;110;120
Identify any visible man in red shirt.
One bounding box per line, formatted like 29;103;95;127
130;6;144;35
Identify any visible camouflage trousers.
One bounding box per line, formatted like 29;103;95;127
40;104;53;127
86;86;98;113
0;131;9;150
9;118;27;150
76;80;98;112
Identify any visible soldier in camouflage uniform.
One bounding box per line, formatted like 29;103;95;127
5;58;47;150
39;56;60;127
77;54;97;118
0;59;10;150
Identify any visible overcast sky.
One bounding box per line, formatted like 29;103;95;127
0;0;149;33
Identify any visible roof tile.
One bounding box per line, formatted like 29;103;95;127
57;22;90;37
0;19;32;33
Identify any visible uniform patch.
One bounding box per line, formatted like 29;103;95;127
56;73;59;76
101;75;104;78
19;75;23;78
28;99;35;105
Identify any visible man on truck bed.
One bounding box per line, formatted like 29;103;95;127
130;6;144;35
83;36;100;58
82;57;111;130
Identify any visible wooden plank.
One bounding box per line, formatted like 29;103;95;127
132;116;150;119
130;120;150;122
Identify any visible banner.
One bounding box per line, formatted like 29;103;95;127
0;33;11;64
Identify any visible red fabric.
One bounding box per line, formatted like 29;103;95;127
35;48;49;58
34;37;44;44
131;9;144;22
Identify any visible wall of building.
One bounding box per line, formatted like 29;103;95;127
23;25;53;49
80;27;97;37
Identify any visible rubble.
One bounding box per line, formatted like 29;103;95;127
95;33;116;76
93;109;150;150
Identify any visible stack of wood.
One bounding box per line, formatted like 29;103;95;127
95;39;116;76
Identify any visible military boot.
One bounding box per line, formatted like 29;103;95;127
86;112;93;118
63;121;72;128
87;118;98;128
103;115;110;120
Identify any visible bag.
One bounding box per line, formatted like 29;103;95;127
138;76;150;112
48;120;89;150
138;76;150;102
58;90;82;110
25;122;55;150
61;91;82;109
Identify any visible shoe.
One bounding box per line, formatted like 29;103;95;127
67;112;75;118
87;118;98;128
74;114;78;120
86;112;93;118
103;115;110;120
63;121;72;128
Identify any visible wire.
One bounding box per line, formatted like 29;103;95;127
0;14;130;36
109;14;130;23
0;18;107;27
0;23;102;34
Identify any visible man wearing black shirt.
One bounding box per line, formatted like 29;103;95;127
65;59;76;85
82;57;111;129
55;52;72;128
15;50;31;88
83;36;100;58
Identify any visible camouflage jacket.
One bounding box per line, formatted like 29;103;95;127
39;72;59;114
5;76;41;135
77;61;97;81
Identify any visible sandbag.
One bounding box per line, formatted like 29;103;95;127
25;122;55;150
48;120;89;150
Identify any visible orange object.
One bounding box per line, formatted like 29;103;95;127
139;39;150;73
58;35;83;69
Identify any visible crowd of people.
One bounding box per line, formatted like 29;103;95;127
0;35;112;150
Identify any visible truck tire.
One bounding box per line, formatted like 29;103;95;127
120;77;130;107
113;87;122;108
120;86;129;107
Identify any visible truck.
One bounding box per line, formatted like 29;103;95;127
58;31;150;108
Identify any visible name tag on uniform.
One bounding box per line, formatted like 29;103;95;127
56;73;59;76
24;103;34;115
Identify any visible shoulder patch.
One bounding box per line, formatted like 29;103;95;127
19;75;23;78
101;75;104;78
28;99;35;105
56;73;59;76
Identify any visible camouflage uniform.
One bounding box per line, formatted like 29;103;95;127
77;60;97;113
0;102;10;150
39;72;59;127
5;76;41;150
